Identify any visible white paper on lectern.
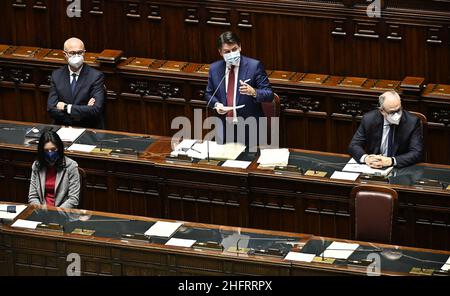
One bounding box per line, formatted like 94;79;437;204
284;252;316;263
0;204;27;220
442;257;450;271
320;241;359;259
330;171;360;181
57;127;86;142
11;219;42;230
343;158;393;176
216;105;245;112
257;149;290;167
165;238;196;248
68;144;97;153
222;160;251;169
144;221;183;237
187;141;246;160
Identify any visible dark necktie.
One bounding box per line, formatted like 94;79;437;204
387;124;394;157
226;65;235;118
71;73;77;97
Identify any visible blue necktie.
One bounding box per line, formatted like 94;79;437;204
71;73;77;96
387;124;394;157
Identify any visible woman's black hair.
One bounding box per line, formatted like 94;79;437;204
36;130;66;169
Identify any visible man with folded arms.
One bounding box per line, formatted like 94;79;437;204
47;37;105;129
349;90;423;168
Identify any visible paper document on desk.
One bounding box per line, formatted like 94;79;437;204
57;127;86;142
187;141;246;160
216;105;245;112
171;139;198;156
343;158;393;176
0;204;27;220
222;160;251;169
68;143;96;153
257;149;290;168
284;252;316;263
441;257;450;271
11;219;41;230
330;171;360;181
320;241;360;259
165;238;196;248
144;221;183;237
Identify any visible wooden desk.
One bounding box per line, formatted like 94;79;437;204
1;204;449;276
0;120;449;251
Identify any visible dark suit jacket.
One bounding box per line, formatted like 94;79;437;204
47;64;105;129
205;55;273;119
348;109;423;168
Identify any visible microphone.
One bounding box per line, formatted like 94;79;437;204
235;237;298;257
204;65;232;163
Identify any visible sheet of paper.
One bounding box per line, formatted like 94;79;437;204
165;238;196;248
187;141;246;160
57;127;86;142
330;171;360;181
11;219;41;230
222;160;251;169
144;221;183;237
174;139;198;151
343;158;393;176
284;252;316;263
217;105;245;112
257;148;290;167
0;204;27;220
441;256;450;271
68;143;96;153
320;241;360;259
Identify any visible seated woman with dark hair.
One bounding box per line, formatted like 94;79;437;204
28;130;80;208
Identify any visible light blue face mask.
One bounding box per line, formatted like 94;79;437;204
223;50;241;66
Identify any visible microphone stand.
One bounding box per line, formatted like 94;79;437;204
203;65;231;164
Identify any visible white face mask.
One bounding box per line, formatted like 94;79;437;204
386;110;402;125
68;55;84;69
223;50;241;66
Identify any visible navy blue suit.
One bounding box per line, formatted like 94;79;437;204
205;55;273;118
205;56;273;145
348;109;423;168
47;64;105;129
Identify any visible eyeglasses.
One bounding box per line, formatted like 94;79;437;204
64;50;86;57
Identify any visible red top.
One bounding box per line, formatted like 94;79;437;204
44;166;57;206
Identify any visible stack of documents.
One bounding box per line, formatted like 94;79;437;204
320;241;360;259
343;158;393;176
0;204;27;221
11;219;42;229
57;127;86;142
257;148;290;168
186;141;246;160
170;139;198;157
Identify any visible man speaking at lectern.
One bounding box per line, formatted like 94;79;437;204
204;31;273;146
349;90;423;169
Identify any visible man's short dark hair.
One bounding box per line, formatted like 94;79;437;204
217;31;241;49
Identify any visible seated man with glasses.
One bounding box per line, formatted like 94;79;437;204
348;90;423;168
47;37;105;129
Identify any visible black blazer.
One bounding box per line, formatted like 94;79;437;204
348;109;423;168
47;64;105;129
